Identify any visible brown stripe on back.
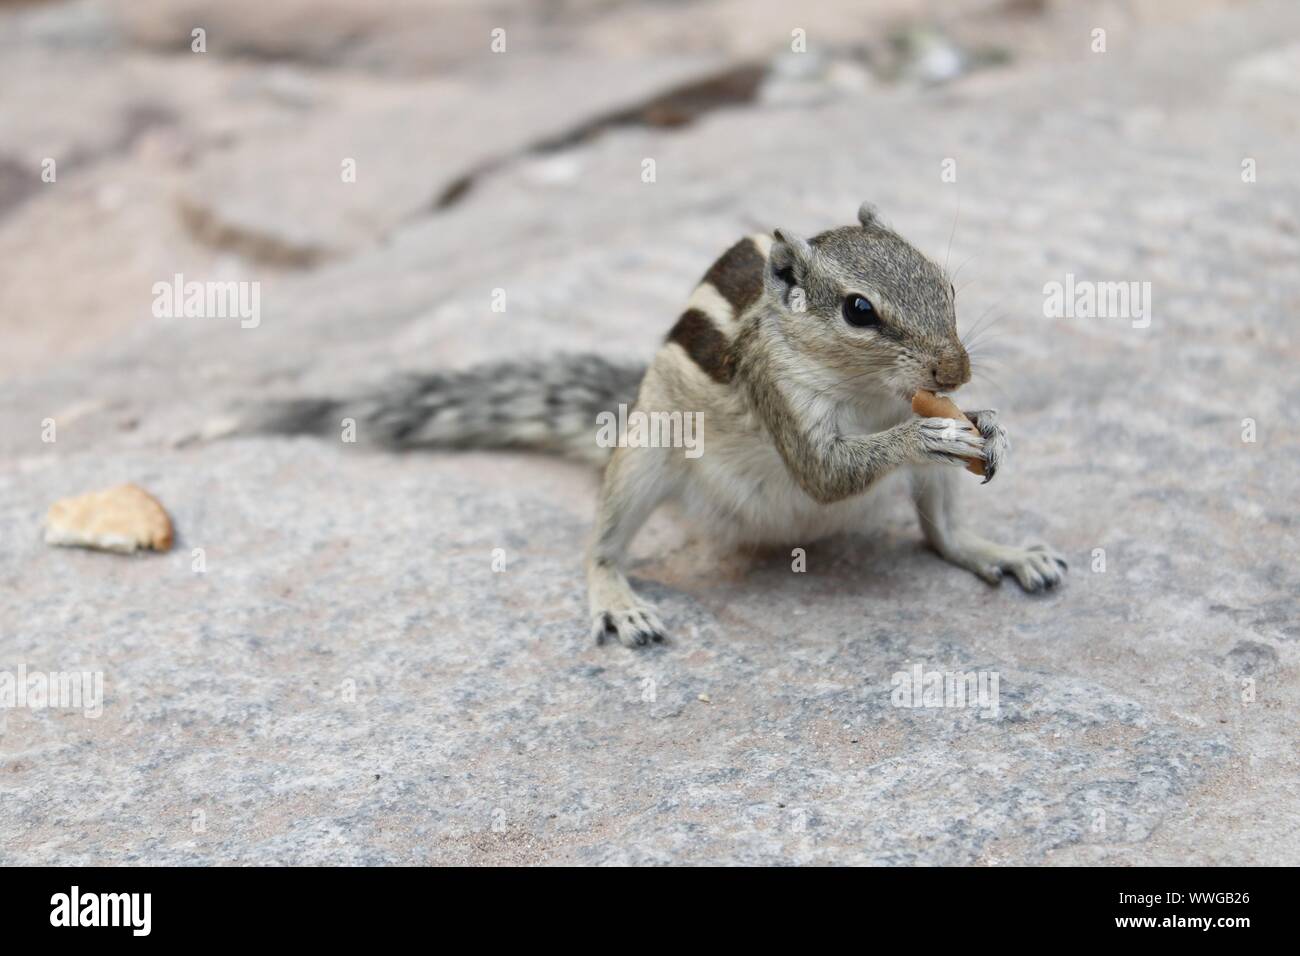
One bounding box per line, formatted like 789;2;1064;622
701;237;765;317
667;308;735;384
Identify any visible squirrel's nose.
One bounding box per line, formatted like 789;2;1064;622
931;354;971;391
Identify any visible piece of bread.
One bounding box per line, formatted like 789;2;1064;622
910;389;985;477
44;483;174;554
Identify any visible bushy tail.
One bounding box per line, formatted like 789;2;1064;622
247;354;646;464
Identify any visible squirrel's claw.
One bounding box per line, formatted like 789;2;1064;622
966;409;1008;483
592;606;666;648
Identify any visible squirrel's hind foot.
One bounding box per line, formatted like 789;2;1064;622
591;604;667;648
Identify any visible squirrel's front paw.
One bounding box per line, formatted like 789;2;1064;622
965;409;1008;483
913;416;985;468
591;603;666;648
997;543;1068;592
943;535;1067;592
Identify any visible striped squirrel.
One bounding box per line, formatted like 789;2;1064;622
253;203;1066;647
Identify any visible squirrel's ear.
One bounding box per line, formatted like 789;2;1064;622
770;228;813;291
857;202;880;229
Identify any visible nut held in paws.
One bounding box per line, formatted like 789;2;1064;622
911;389;986;477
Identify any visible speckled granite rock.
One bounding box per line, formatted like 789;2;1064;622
0;0;1297;865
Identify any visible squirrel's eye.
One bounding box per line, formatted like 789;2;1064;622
842;294;880;328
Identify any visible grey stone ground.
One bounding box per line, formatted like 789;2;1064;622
1;0;1297;865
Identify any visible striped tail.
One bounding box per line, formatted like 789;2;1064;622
249;354;646;464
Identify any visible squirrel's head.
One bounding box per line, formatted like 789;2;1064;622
763;202;969;402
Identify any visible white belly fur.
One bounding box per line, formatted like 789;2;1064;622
672;401;908;547
642;342;912;547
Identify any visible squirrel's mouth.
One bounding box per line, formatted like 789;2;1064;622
904;375;965;403
899;379;932;403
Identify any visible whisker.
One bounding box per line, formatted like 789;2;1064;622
968;347;1009;362
965;331;1015;353
968;370;1011;402
960;303;1005;348
950;253;978;286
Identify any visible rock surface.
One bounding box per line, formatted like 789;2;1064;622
0;0;1297;865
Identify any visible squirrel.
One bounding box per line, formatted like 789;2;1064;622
250;202;1066;647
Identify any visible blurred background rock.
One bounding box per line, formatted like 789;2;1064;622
0;0;1262;374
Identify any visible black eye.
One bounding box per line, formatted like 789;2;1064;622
842;294;880;328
